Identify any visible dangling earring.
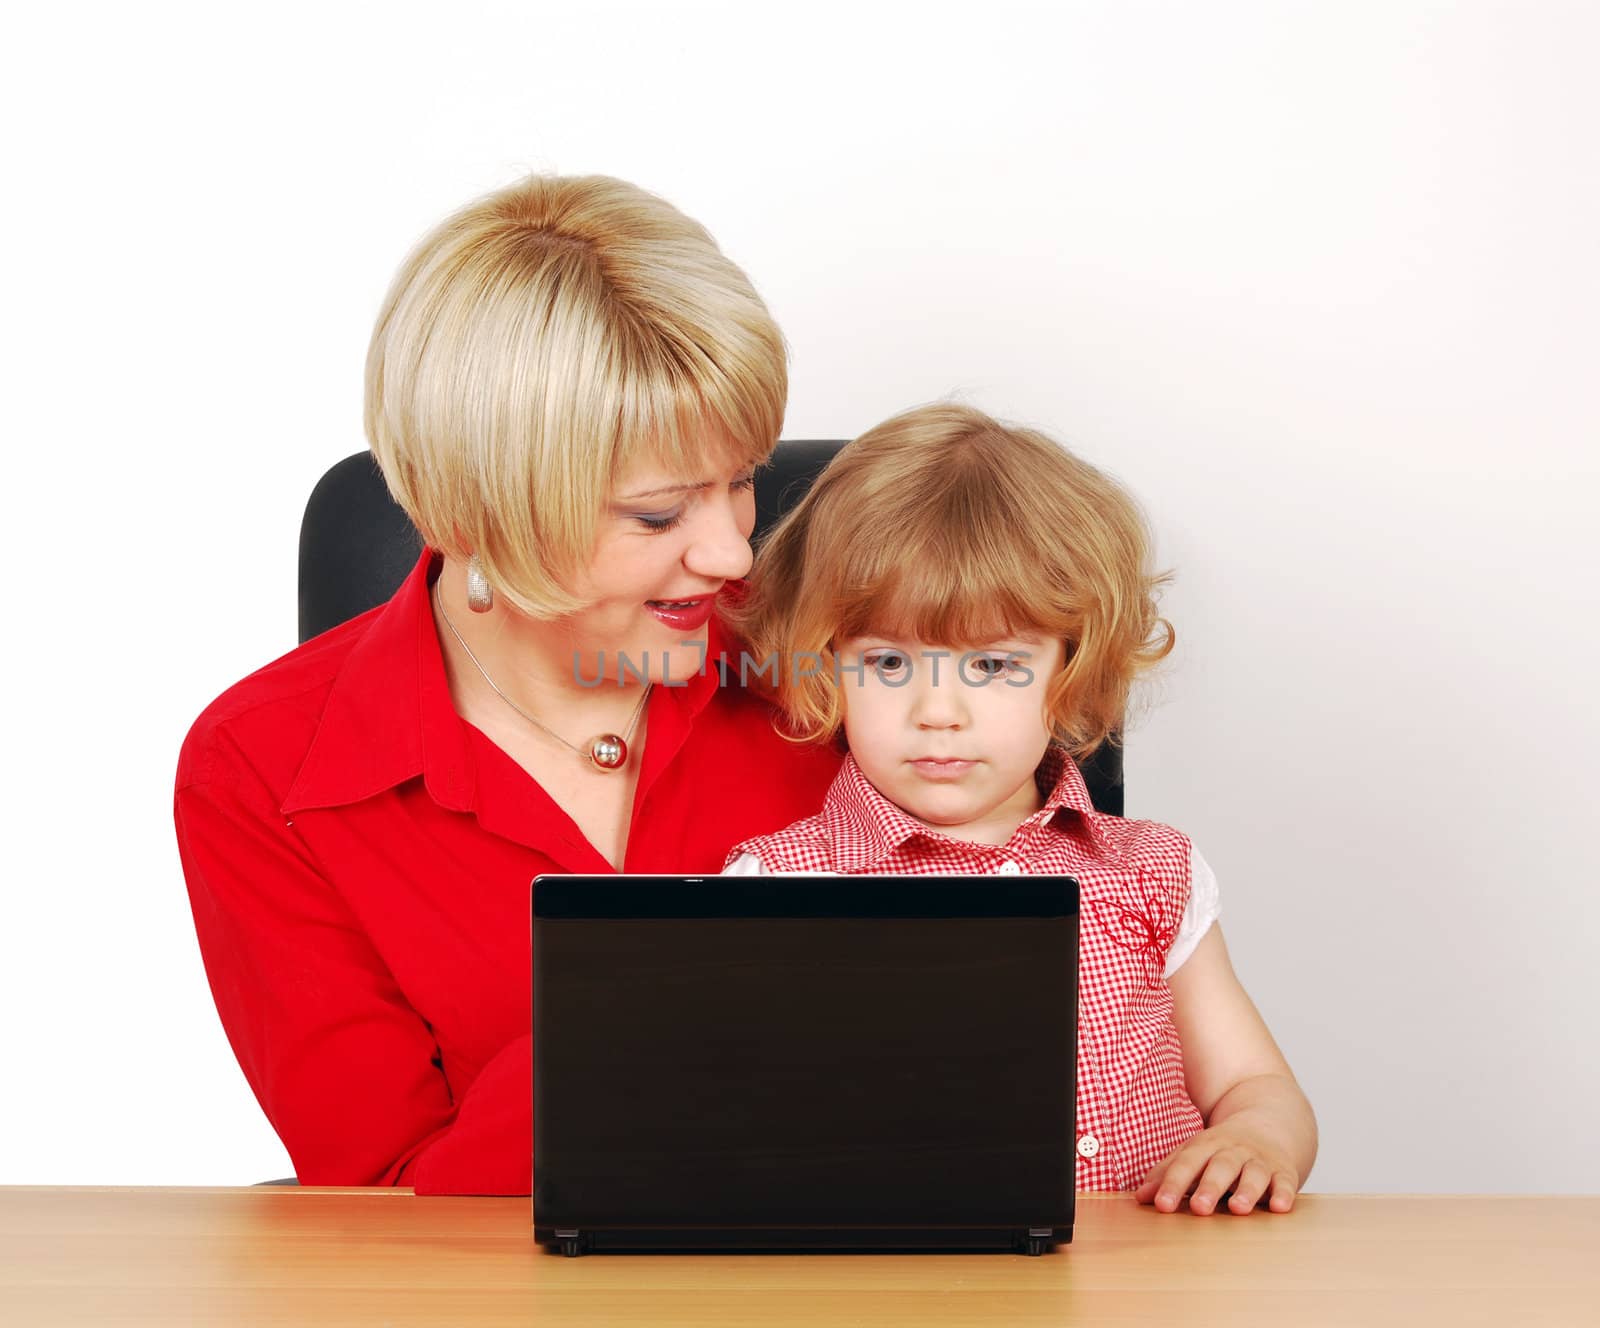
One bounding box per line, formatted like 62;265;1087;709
466;553;494;613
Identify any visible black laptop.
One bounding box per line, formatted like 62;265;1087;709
531;873;1079;1256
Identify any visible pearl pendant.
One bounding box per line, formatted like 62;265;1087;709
589;734;627;770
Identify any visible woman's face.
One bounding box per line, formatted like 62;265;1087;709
563;435;758;686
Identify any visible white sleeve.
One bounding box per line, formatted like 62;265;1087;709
1163;843;1221;978
721;851;841;877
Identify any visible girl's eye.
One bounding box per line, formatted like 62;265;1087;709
964;653;1024;681
863;650;911;678
731;472;757;494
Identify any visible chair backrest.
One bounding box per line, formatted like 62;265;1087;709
297;442;1123;813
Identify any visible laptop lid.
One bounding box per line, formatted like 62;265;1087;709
532;873;1079;1253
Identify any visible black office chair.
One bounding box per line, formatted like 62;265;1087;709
297;441;1125;807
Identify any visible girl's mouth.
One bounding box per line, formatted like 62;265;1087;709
910;758;977;779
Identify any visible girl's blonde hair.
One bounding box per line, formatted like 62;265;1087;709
365;173;786;618
723;403;1175;760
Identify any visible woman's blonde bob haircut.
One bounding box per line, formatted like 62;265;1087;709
366;174;786;618
722;403;1175;761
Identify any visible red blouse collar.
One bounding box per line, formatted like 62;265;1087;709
282;547;727;815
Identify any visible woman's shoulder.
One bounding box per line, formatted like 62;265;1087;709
175;608;379;794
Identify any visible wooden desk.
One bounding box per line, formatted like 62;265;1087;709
3;1187;1595;1326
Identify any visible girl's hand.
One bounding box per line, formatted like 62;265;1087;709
1134;1119;1301;1215
1155;925;1319;1215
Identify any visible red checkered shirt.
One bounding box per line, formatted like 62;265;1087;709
723;742;1208;1190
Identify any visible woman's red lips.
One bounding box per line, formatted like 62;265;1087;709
645;595;716;631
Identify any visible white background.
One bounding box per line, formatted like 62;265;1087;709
3;1;1595;1191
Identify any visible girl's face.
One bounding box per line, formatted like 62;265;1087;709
564;434;758;685
834;632;1065;846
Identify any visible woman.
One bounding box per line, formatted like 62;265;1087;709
173;175;844;1194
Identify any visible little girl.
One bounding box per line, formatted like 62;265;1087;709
719;403;1317;1216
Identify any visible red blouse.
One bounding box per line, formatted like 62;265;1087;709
173;546;843;1194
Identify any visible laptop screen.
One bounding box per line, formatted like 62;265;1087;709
533;874;1079;1233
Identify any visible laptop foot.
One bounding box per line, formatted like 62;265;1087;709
1024;1226;1055;1256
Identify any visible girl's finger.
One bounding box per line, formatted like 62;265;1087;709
1188;1150;1249;1216
1151;1148;1209;1212
1134;1150;1186;1202
1266;1170;1299;1212
1227;1160;1273;1214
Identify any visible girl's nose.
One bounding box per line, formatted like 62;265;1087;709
909;654;969;729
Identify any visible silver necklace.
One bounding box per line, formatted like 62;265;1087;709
433;580;650;772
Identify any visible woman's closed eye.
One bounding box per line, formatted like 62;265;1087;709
632;507;684;532
631;472;756;533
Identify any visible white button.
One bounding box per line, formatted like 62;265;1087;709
1076;1133;1100;1159
997;860;1021;875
